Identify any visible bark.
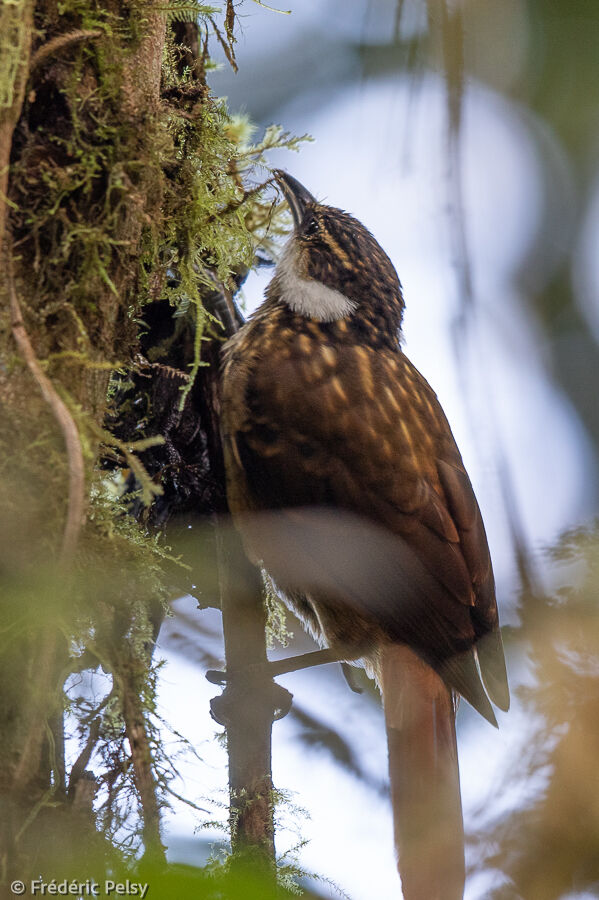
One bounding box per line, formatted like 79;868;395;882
0;0;168;879
213;528;277;880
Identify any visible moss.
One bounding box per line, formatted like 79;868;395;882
262;569;293;649
1;0;310;867
0;0;29;108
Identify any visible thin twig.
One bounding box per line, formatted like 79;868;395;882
119;670;166;862
250;0;291;13
163;784;211;814
208;16;238;73
437;0;539;595
394;0;406;42
68;717;101;799
8;251;85;563
29;30;102;73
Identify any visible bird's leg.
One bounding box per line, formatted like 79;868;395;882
206;647;342;686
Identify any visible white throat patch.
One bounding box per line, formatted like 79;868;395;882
275;238;357;322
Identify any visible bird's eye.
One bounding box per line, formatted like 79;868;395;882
304;216;319;237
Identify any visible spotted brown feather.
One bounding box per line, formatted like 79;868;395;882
221;171;510;899
221;179;509;715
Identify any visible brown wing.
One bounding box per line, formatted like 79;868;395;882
222;330;509;712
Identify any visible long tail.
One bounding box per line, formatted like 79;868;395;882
379;644;465;900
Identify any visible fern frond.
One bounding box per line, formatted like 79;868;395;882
157;1;220;25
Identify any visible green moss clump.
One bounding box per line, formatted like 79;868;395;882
1;0;310;868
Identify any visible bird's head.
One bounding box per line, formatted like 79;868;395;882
272;170;404;330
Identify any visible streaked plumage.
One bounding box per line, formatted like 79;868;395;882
220;171;509;899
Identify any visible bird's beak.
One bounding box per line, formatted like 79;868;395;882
274;170;316;229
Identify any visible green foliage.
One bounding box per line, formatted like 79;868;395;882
194;783;350;897
143;35;309;403
11;30;149;366
101;858;312;899
157;1;221;25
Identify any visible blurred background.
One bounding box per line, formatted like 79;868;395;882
146;1;599;897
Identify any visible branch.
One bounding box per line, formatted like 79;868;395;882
68;717;101;800
8;250;85;563
118;666;166;863
13;633;59;791
29;30;103;73
208;16;237;73
211;523;281;883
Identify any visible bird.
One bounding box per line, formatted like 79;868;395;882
220;170;510;900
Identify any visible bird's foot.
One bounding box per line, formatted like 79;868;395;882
207;647;364;704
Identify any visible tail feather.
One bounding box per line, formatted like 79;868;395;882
442;649;498;728
477;628;510;712
379;645;465;900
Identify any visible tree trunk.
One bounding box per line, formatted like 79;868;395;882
0;0;167;879
1;0;283;886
